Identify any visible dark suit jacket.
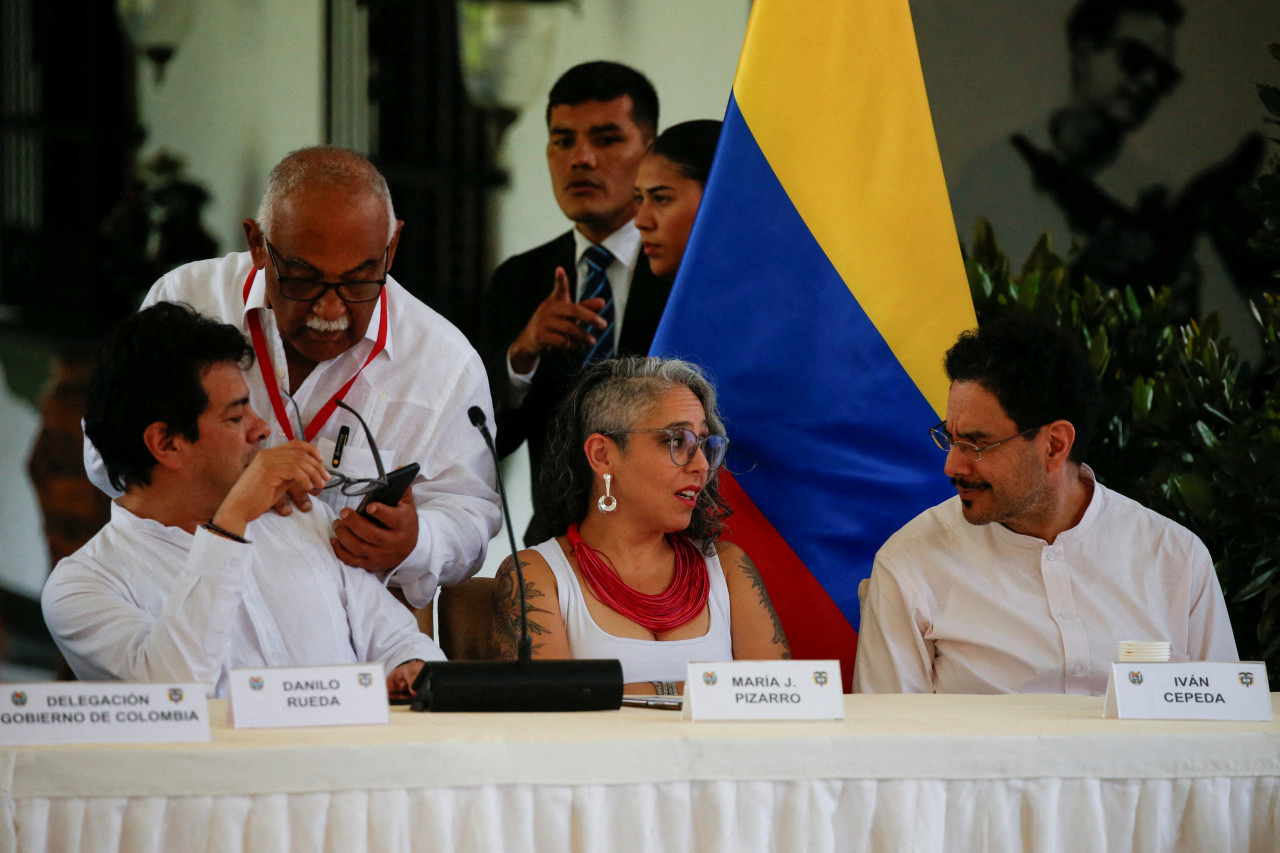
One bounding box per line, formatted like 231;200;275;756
479;229;671;505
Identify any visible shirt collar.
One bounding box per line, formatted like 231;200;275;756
573;220;642;273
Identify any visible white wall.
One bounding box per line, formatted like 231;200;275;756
492;0;753;262
135;0;326;255
910;0;1280;356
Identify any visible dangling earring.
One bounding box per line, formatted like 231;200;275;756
597;473;617;513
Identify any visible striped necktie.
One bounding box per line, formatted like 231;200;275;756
580;244;616;365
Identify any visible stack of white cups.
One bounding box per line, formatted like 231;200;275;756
1116;640;1171;663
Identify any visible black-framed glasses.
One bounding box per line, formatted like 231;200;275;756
265;239;389;304
929;420;1040;462
324;400;387;496
605;428;729;471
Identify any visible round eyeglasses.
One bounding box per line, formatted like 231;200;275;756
265;239;388;304
929;420;1040;461
605;428;728;470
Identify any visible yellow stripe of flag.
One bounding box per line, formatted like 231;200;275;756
733;0;976;415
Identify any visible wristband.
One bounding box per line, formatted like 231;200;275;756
202;521;251;544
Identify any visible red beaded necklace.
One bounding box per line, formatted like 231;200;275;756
566;523;709;635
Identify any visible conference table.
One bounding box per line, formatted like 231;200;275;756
0;693;1275;852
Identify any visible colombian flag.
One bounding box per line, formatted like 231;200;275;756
650;0;976;690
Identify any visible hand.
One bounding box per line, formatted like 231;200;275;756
508;266;607;374
270;480;319;517
387;659;425;700
331;489;418;573
212;442;329;536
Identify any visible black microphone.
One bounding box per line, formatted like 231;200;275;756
409;407;623;712
468;404;529;662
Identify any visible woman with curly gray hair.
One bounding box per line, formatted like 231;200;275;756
493;356;790;695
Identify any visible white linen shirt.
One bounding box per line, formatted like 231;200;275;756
42;502;446;697
83;252;501;607
853;466;1238;696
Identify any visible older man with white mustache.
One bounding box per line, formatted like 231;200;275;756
83;146;501;611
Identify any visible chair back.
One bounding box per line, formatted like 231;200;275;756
438;577;498;660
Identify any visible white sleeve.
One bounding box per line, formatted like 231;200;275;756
41;529;248;691
389;351;502;608
852;553;937;694
342;568;446;667
82;422;122;498
1185;538;1240;662
505;349;538;408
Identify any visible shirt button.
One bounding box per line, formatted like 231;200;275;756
1047;552;1056;561
379;391;387;399
1072;665;1083;676
277;429;285;437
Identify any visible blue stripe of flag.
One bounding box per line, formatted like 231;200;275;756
651;95;952;628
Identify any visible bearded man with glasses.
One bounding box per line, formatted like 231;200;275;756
853;316;1237;696
83;147;501;611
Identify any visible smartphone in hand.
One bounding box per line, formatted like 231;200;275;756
357;462;420;525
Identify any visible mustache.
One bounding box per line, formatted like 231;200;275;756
306;314;350;333
950;477;990;491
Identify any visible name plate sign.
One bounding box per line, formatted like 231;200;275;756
0;682;210;745
685;660;845;721
1104;661;1272;721
227;663;388;729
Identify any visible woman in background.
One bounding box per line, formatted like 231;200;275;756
634;120;721;281
492;356;788;695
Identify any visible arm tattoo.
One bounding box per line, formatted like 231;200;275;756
738;552;791;658
491;555;554;659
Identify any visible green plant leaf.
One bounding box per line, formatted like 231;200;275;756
1235;563;1280;601
1131;377;1154;418
1172;472;1215;517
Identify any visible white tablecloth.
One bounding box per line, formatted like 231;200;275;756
1;693;1276;852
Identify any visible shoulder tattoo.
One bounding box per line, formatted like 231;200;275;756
738;551;791;658
492;555;554;658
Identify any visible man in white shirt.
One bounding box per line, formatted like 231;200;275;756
83;146;500;608
46;303;444;698
853;316;1237;696
479;62;671;543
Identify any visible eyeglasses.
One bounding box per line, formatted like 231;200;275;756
281;391;389;496
929;420;1040;461
320;399;389;495
605;428;729;471
265;239;389;304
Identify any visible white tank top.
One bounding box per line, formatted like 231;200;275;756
531;537;734;684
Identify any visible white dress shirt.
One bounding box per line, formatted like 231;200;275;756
82;252;501;607
42;502;446;697
853;466;1238;696
505;221;643;405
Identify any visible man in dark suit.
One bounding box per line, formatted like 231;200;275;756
481;62;670;542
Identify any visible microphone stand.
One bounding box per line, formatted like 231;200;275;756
409;407;623;712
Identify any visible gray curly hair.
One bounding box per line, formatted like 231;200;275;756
528;356;732;550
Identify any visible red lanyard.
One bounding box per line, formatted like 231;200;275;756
241;266;389;442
